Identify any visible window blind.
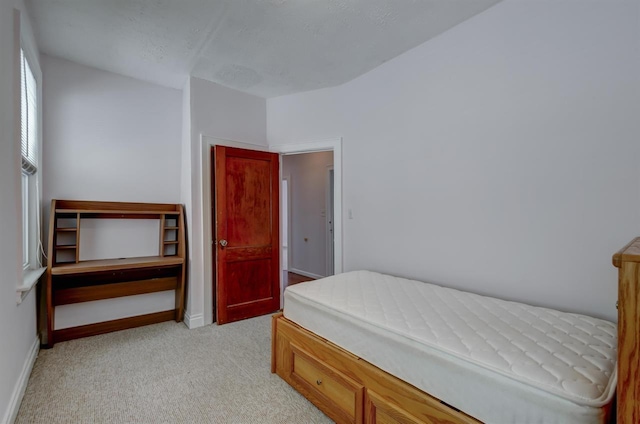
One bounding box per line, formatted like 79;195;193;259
20;48;37;174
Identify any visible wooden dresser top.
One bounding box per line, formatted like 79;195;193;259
613;237;640;268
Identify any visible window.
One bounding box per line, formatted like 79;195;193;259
17;43;44;301
20;49;37;174
20;47;38;268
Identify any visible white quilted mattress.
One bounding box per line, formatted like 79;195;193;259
283;270;617;424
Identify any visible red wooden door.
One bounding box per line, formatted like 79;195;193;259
214;146;280;324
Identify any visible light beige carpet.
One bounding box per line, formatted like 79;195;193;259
16;315;332;423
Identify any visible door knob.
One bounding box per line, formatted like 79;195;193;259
219;239;228;247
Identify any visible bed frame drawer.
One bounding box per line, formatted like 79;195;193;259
272;313;480;424
290;343;364;423
365;390;423;424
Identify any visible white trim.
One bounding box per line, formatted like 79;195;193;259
202;136;269;152
16;266;45;304
2;336;39;424
184;311;205;329
200;135;270;326
281;175;291;265
325;165;335;277
288;268;325;280
280;175;291;308
270;138;341;155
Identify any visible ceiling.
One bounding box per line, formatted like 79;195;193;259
25;0;502;98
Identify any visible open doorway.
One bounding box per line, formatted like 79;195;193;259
272;137;343;307
282;151;334;288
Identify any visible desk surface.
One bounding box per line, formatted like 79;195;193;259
51;256;184;275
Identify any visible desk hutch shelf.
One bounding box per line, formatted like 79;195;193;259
43;199;187;348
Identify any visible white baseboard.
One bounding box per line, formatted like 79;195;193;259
184;311;204;329
2;336;39;424
288;268;325;280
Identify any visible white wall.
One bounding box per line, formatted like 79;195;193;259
283;152;334;277
41;55;183;329
42;55;182;203
184;77;267;327
0;1;41;423
268;0;640;322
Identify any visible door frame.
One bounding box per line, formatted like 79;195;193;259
271;138;343;307
281;175;291;272
326;165;334;277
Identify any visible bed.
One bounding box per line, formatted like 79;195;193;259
270;249;638;424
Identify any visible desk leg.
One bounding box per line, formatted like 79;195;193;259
42;271;54;348
175;266;185;322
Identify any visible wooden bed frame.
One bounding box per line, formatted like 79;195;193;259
271;237;640;424
613;237;640;424
271;312;479;424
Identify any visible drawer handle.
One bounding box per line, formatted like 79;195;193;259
316;379;322;385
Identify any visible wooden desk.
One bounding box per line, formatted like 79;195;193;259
43;200;187;348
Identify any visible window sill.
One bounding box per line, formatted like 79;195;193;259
16;267;46;304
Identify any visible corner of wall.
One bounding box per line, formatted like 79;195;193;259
184;310;205;329
1;336;39;424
